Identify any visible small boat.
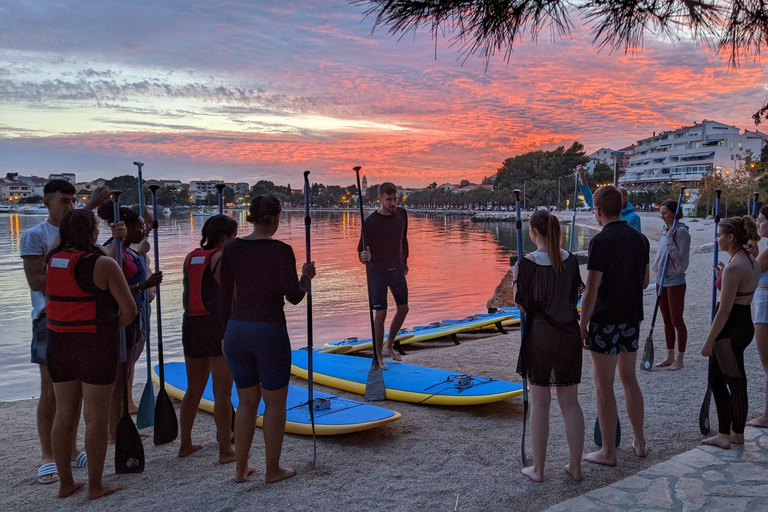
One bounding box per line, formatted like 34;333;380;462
191;209;211;217
20;204;48;215
0;204;16;213
162;207;172;215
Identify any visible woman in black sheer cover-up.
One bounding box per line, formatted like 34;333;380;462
514;210;585;482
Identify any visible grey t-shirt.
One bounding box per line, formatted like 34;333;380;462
20;220;59;320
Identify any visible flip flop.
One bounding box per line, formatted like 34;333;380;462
71;451;88;469
38;462;59;484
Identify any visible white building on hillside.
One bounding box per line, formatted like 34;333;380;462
0;181;33;201
620;120;768;187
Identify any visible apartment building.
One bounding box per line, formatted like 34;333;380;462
620;120;768;187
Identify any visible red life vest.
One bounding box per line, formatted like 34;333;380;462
46;251;97;333
185;248;220;316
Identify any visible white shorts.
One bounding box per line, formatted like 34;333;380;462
754;287;768;325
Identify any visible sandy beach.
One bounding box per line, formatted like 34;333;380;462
2;210;767;512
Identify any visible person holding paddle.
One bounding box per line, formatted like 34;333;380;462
46;209;137;499
219;194;315;484
579;185;650;466
748;205;768;429
652;199;691;370
513;210;585;482
358;182;409;368
178;214;237;463
97;202;163;443
701;216;761;449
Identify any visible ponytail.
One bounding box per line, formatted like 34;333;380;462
529;210;564;273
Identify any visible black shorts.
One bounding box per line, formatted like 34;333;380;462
588;321;641;355
47;329;120;385
182;314;225;359
224;320;291;391
369;266;408;311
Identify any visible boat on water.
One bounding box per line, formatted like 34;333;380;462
191;209;212;217
20;204;48;215
0;204;18;213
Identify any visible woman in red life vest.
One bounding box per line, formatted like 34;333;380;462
46;209;137;499
178;214;238;463
97;201;163;443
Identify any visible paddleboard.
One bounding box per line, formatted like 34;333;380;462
322;314;514;353
291;350;523;405
322;333;414;354
152;362;401;435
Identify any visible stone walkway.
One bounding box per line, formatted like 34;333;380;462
548;426;768;511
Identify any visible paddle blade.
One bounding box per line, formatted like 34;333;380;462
115;413;145;474
136;381;155;429
593;417;621;448
364;363;386;401
699;387;712;435
640;331;654;372
153;388;178;445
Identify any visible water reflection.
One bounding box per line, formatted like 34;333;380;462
0;210;595;400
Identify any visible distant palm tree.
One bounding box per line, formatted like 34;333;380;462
534;180;558;208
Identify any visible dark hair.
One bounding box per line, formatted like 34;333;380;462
719;215;758;246
529;210;564;273
759;204;768;220
247;194;282;225
593;186;622;217
660;200;683;221
200;214;238;250
379;182;398;197
97;200;141;225
44;179;76;197
46;209;101;263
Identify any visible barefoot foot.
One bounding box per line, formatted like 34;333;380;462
746;415;768;428
265;466;297;484
654;359;674;368
57;481;85;498
632;440;648;457
218;450;237;464
178;443;204;458
730;432;744;445
563;463;583;482
87;483;123;500
702;434;731;449
521;466;544;482
667;361;684;371
583;450;617;466
234;466;256;484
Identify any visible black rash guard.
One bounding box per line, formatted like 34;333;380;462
357;207;409;271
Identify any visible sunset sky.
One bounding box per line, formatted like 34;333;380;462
2;1;767;188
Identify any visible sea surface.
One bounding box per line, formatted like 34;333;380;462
0;209;595;401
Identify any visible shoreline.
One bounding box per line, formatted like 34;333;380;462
3;210;768;511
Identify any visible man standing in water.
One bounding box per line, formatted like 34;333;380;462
21;179;110;484
579;185;650;466
358;182;409;370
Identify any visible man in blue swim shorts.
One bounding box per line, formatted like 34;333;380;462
579;185;650;467
358;182;409;369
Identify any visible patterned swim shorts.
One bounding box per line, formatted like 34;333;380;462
588;321;641;355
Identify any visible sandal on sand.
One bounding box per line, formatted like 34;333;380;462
71;451;88;469
38;463;59;484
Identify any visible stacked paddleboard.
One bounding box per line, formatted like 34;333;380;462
153;363;401;435
291;351;523;406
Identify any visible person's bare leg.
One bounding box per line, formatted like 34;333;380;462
261;386;296;483
747;329;768;427
521;384;549;482
81;382;122;499
127;339;144;414
655;348;675;368
233;385;259;483
178;356;209;458
557;385;584;481
373;309;388;369
38;364;58;482
669;352;685;371
702;433;731;449
52;381;85;498
584;352;619;466
618;351;647;457
210;356;235;464
384;304;409;361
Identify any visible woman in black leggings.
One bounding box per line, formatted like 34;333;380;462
702;216;761;449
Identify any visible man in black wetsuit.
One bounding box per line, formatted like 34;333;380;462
358;182;409;369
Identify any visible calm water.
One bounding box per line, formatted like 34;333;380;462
0;210;596;400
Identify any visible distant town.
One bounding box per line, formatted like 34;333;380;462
3;119;767;216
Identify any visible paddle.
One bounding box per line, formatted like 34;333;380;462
304;170;318;467
568;171;578;253
148;184;178;445
513;189;531;467
112;190;146;474
700;188;721;435
640;186;687;372
354;166;386;401
133;161;155;430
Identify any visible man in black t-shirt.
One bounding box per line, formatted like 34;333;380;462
358;182;409;369
579;185;650;467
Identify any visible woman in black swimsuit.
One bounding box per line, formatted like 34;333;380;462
702;216;761;449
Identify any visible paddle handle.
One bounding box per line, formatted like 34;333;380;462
354;166;380;366
148;185;165;386
711;189;721;323
216;183;226;214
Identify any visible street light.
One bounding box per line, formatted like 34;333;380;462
523;181;528;211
